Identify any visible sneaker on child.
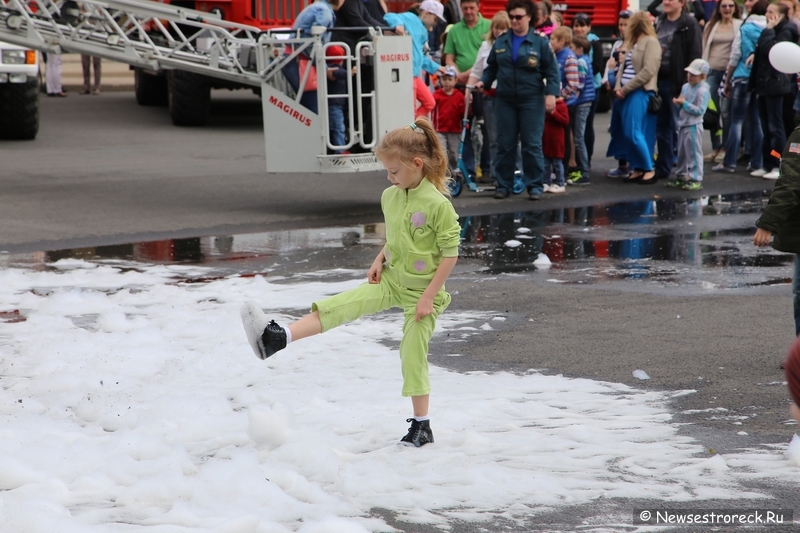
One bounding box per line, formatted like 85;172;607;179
682;180;703;191
547;184;566;193
568;175;590;186
400;418;434;447
763;170;780;180
749;168;767;177
665;177;688;188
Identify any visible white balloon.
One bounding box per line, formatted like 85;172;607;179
769;41;800;74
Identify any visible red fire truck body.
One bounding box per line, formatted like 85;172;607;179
156;0;633;37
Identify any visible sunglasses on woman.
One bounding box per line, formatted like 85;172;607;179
720;4;735;8
508;14;527;20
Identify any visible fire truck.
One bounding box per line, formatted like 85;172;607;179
135;0;636;119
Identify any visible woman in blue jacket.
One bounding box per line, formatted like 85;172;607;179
476;0;559;200
714;0;768;174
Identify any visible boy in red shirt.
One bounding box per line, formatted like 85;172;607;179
543;97;569;194
432;65;466;172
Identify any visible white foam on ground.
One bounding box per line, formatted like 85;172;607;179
0;261;798;532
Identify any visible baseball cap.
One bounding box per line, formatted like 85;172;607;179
420;0;446;22
685;58;710;75
443;65;458;77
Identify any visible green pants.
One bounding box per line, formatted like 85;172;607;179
312;267;451;397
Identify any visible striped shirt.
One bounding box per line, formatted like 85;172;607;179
619;51;637;86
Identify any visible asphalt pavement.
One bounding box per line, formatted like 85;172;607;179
2;90;798;532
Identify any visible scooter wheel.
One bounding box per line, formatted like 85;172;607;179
449;174;463;197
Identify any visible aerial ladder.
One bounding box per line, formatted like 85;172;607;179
0;0;414;173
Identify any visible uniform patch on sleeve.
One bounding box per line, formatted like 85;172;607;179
789;143;800;154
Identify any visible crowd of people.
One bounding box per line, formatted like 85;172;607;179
289;0;800;195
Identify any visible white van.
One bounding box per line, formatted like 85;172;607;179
0;40;39;140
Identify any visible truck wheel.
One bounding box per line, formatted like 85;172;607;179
0;78;39;140
134;68;168;106
168;70;210;126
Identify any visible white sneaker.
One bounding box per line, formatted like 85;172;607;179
763;169;781;180
547;184;566;194
542;183;551;193
750;168;767;177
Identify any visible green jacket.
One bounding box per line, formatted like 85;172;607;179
755;121;800;253
381;178;461;290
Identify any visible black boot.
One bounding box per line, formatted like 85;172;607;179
257;320;287;360
241;302;287;360
400;418;434;447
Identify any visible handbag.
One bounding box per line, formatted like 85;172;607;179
647;93;662;114
297;55;319;92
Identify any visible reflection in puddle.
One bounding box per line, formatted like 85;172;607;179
0;193;793;289
459;192;794;288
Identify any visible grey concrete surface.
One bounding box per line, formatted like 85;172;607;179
1;89;798;531
0;89;774;252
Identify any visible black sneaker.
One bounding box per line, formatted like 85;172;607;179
400;418;434;447
241;302;287;360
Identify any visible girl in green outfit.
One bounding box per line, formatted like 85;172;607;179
241;117;461;447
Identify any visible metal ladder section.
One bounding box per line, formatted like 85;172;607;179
0;0;414;174
0;0;265;86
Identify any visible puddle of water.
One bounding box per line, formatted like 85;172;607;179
0;193;793;290
458;192;795;288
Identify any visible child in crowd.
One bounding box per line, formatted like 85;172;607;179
432;65;466;172
325;45;353;153
567;35;595;185
543;97;570;193
549;27;580;182
668;58;711;191
571;13;605;168
241;117;460;448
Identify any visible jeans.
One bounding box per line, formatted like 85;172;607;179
328;103;346;152
544;156;565;186
759;94;786;171
723;80;762;169
706;68;730;151
573;103;592;176
461;118;476;176
494;97;546;195
655;79;680;177
794;254;800;336
585;94;598;164
484;95;498;179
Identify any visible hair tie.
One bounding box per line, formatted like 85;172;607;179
409;123;418;130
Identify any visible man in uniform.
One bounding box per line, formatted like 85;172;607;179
753;119;800;336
